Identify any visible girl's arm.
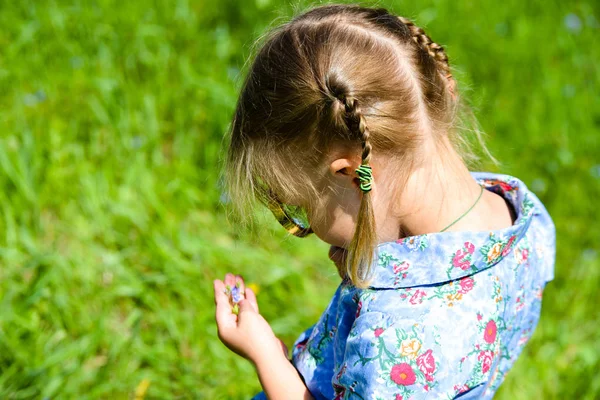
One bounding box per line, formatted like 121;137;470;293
213;274;314;399
253;352;315;400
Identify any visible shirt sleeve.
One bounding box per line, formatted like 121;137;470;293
330;310;493;399
250;391;267;400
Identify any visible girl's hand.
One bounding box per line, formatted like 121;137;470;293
213;273;289;365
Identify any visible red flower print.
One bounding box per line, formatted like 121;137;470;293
464;242;475;254
498;181;515;192
476;312;483;321
452;250;471;270
395;395;403;400
296;338;308;351
458;277;474;294
409;290;426;305
502;236;516;256
424;384;430;391
355;301;362;318
522;248;529;262
390;363;416;386
416;349;436;375
516;300;525;311
454;384;469;394
478;350;494;373
374;327;384;337
425;374;434;382
484;319;497;344
484;179;514;193
393;262;409;274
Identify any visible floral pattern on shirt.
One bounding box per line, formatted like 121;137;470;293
250;172;556;400
340;322;442;399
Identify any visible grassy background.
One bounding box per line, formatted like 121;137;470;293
0;0;598;398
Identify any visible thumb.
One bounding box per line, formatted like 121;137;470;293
238;299;255;314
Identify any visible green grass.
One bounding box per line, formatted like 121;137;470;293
0;0;598;398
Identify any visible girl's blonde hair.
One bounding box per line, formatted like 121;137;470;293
222;4;493;288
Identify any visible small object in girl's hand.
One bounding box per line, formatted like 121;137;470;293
231;284;244;303
223;282;244;315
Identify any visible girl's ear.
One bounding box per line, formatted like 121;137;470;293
329;156;361;187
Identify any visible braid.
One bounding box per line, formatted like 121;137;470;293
397;16;457;99
327;89;377;284
324;79;373;165
342;96;372;165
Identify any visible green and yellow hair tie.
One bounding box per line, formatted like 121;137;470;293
355;164;373;192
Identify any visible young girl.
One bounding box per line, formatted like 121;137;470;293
213;4;555;399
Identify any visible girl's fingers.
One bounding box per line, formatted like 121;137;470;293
213;279;236;329
245;286;259;313
224;273;236;289
238;298;253;313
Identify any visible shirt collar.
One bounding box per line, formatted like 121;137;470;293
352;172;536;289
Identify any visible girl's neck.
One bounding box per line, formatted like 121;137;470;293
376;139;514;242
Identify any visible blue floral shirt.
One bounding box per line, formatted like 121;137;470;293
251;172;555;399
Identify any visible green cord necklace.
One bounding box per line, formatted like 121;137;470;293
440;184;485;232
